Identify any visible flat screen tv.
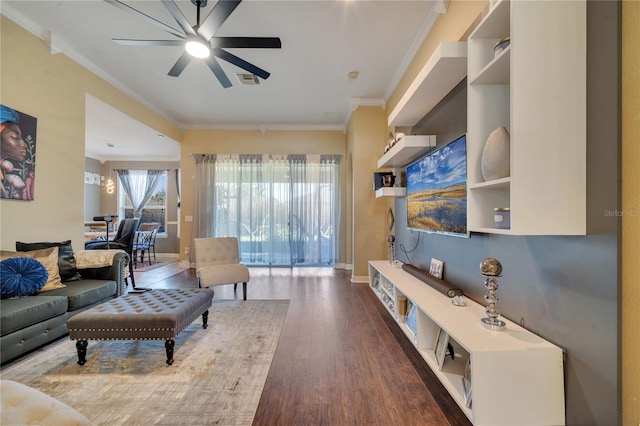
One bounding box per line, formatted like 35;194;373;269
406;134;468;237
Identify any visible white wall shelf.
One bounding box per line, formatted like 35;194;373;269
375;187;406;198
369;260;565;425
467;177;510;190
377;135;436;169
467;0;586;235
388;41;468;128
469;46;510;85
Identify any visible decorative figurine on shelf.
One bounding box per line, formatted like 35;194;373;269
480;258;506;331
382;174;396;187
387;234;396;265
384;132;406;154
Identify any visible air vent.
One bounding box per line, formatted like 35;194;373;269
235;73;260;85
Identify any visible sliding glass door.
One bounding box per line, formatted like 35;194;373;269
194;154;340;267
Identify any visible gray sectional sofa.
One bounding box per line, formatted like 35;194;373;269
0;251;129;364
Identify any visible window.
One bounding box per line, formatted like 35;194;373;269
118;170;167;233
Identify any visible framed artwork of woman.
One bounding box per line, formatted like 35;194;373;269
0;105;37;200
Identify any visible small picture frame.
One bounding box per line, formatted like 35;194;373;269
406;301;417;338
429;258;444;279
434;328;450;369
462;358;472;407
372;272;380;290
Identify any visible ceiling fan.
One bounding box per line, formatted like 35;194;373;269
105;0;281;88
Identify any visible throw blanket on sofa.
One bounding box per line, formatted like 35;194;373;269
74;249;126;269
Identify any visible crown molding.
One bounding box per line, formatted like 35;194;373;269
349;98;386;112
182;123;346;132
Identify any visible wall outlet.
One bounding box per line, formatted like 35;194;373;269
185;215;193;222
184;247;189;255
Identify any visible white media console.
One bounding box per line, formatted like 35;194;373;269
368;260;565;426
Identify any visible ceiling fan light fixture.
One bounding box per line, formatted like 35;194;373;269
107;0;281;87
185;38;210;59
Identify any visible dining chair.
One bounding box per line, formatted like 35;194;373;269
85;218;144;291
133;222;159;267
147;223;160;262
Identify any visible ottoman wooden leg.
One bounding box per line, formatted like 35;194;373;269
76;340;88;366
165;339;175;365
202;310;209;329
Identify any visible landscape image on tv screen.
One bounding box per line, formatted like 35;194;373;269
406;134;467;236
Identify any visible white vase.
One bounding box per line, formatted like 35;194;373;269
481;127;510;181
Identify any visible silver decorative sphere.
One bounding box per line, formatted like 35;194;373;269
480;258;502;276
386;234;395;243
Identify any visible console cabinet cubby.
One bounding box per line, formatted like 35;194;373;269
368;261;565;425
467;0;586;235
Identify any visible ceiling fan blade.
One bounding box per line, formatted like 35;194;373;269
211;37;282;49
197;0;242;41
205;56;233;88
168;51;193;77
161;0;197;36
104;0;184;38
214;48;270;80
113;39;185;47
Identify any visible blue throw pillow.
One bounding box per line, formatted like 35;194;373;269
0;257;49;299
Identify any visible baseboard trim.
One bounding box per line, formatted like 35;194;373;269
156;253;179;259
333;263;352;270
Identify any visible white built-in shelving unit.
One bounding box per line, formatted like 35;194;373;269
467;0;586;235
369;261;565;426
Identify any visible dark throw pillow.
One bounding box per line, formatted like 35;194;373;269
0;257;49;298
16;240;82;282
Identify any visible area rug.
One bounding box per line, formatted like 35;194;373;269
1;299;290;425
133;258;178;272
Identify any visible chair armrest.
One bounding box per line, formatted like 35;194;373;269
74;251;130;297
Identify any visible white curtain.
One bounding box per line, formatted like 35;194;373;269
192;153;341;266
116;169;164;218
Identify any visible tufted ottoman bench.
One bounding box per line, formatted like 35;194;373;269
67;288;213;366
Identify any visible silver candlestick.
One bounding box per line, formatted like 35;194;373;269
387;234;396;265
480;258;505;331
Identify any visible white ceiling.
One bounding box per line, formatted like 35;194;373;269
1;0;445;162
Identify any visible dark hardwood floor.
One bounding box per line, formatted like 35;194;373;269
154;267;470;426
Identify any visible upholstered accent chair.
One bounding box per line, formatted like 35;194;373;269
194;237;250;300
